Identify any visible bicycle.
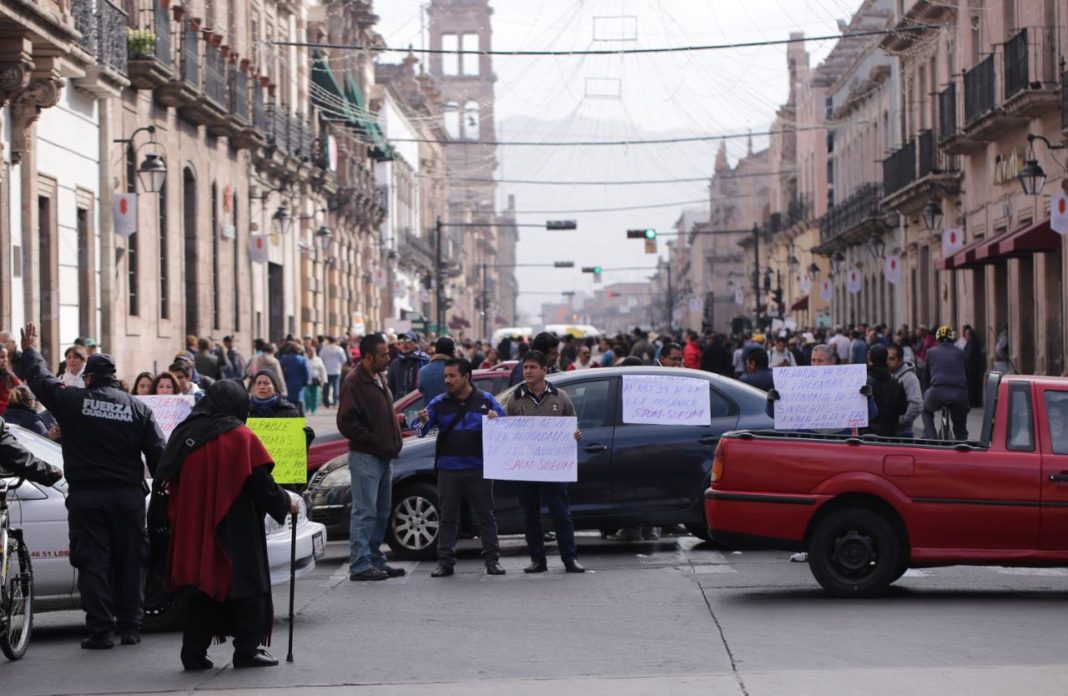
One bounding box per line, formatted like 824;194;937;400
937;405;952;441
0;476;33;660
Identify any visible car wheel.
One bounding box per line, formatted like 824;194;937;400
386;482;440;560
807;507;902;598
684;522;711;541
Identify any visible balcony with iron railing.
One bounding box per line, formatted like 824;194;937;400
179;22;198;88
882;129;961;213
963;54;996;126
1062;70;1068;133
819;182;885;248
230;63;248;125
72;0;128;76
125;0;171;89
203;44;227;110
1002;26;1061;117
882;140;915;197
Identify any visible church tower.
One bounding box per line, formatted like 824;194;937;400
426;0;497;212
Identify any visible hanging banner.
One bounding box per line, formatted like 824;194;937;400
799;271;813;293
113;192;137;237
733;288;745;306
373;268;387;289
942;227;964;256
846;268;862;294
885;255;902;284
249;233;269;264
819;278;833;301
1051;191;1068;236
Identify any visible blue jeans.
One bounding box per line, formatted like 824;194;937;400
348;452;393;574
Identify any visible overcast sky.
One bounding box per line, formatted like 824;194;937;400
371;1;860;323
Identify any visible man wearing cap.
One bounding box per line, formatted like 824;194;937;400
387;332;429;398
418;336;455;404
19;322;165;650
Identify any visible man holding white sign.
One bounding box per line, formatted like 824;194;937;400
488;350;584;574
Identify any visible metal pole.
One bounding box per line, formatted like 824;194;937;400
666;262;674;332
435;217;444;335
481;262;489;340
752;224;761;329
286;510;297;663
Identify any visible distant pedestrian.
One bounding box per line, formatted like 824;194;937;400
318;336;347;408
493;350;584;573
60;345;87;388
246;343;286;397
221;336;247;381
657;342;684;368
417;358;506;577
418;336;455;405
683;331;703;369
20;321;165;649
509;332;560;387
279;342;310;414
888;343;923;436
739;349;773;391
194;338;221;381
850;330;869;365
864;344;908;437
387;332;429;397
158;380;298;671
338;334;405;582
130;372;154;396
305;346;326;416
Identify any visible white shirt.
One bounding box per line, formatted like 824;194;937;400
60;370;85;388
319;343;347;375
307;356;328;383
829;334;851;362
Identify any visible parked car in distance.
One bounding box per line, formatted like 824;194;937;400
304;367;772;557
1;423;327;630
705;372;1068;598
306;365;515;472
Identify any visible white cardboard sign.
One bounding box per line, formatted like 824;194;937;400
482;416;578;482
771;364;868;430
136;395;195;441
621;375;711;426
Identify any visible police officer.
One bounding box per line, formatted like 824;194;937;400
19;322;165;650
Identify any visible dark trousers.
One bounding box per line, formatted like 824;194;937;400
922;385;970;440
517;482;578;563
66;488;148;637
436;469;500;567
323;374;341;407
181;590;268;661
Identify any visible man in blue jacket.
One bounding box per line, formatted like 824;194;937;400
417;336;455;405
416;358;505;577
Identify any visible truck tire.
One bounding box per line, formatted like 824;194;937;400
808;507;903;598
386;482;440;560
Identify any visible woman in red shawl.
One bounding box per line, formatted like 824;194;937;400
157;380;297;671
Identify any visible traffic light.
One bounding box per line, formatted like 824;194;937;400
645;235;657;255
626;228;656;239
581;266;603;283
546;220;577;230
554;261;575;268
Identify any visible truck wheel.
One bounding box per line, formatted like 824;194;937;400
808;507;902;598
386;482;440;560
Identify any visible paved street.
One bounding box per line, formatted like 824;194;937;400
5;532;1066;696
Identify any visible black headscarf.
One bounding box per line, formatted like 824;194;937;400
156;380;250;482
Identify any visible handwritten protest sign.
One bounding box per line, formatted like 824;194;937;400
771;364;868;430
247;418;307;484
621;375;711;426
482;416;578;483
136;395;195;441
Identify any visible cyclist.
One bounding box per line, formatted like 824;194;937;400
0;418;62;486
921;325;970;440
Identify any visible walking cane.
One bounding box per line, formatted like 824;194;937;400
286;510;297;663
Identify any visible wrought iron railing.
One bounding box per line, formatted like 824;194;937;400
73;0;128;76
270;102;289;152
882;140;916;196
938;83;957;141
1004;28;1029;99
917;129;936;178
180;23;199;87
963;54;996;125
289;114;302;155
253;81;269;132
73;0;98;57
151;0;171;67
231;66;249;124
819;182;883;244
203;45;226;108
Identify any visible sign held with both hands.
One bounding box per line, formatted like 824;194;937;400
482;416;579;483
771;364;869;430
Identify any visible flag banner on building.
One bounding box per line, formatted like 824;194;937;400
734;289;745;306
1051;192;1068;235
885;255;902;284
249;233;269;264
373;268;387;289
846;268;862;294
819;279;833;301
799;271;812;293
113;193;137;237
942;227;964;256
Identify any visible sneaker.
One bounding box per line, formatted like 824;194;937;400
789;552;808;563
349;567;389;581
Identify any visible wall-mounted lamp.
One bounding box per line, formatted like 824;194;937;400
1018;133;1066;196
114;125;167;194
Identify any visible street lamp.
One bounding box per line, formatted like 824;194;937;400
114;124;168;195
807;262;821;282
922;200;944;231
271;203;292;236
787;254;800;270
315;224;333;250
1017;133;1066;195
867;232;886;260
830;251;845;276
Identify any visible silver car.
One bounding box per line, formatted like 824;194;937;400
2;423;327;628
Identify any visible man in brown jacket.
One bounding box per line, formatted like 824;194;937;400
337;333;404;581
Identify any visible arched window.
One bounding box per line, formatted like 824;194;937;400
463;100;480;140
444;101;461;139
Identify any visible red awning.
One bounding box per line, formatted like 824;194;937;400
936;234;988;270
789;295;809;311
996;219;1060;256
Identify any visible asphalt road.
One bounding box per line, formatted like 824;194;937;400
4;532;1066;696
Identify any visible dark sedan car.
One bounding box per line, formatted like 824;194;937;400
303;367;771;559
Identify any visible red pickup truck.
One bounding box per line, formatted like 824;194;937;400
704;373;1068;597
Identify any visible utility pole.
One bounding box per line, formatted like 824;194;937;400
435;217;444;335
665;261;674;331
752;223;761;330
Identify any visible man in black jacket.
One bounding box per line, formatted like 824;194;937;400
865;344;909;437
19;322;165;650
